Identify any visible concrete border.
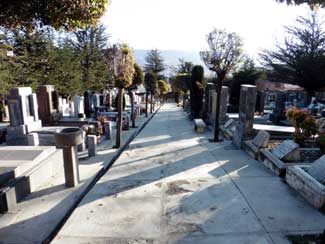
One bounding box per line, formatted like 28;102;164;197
286;165;325;210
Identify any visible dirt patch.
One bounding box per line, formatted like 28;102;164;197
166;180;192;195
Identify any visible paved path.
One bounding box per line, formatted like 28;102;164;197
53;103;325;244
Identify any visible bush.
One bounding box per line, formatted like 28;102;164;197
286;108;318;146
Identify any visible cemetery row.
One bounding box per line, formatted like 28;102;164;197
0;85;158;214
187;84;324;211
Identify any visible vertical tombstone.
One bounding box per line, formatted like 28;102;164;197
210;91;217;125
6;87;42;145
204;83;215;116
256;91;265;115
272;92;286;125
99;94;104;106
220;86;229;123
84;91;93;118
73;96;85;118
233;85;257;148
62;99;70;117
37;85;61;125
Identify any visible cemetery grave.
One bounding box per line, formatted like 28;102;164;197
286;155;325;210
0;146;63;213
243;130;270;160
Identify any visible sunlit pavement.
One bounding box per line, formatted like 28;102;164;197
53;103;325;244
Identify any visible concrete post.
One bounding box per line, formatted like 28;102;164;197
62;146;80;187
87;135;97;157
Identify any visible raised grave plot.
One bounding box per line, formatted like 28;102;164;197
259;140;321;178
286;155;325;210
0;146;62;213
243;130;270;160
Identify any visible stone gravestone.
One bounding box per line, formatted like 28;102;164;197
62;99;70;117
272;140;300;161
84;91;94;118
73;96;85;118
252;130;270;148
272;92;286;125
256;91;266;115
204;83;214;115
6;87;42;145
307;155;325;184
210;91;217;125
220;86;229;123
37;85;61;126
233;85;257;148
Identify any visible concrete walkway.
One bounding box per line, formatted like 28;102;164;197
53;103;325;244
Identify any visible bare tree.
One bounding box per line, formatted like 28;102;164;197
200;29;243;142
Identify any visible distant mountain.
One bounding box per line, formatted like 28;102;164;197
134;49;209;76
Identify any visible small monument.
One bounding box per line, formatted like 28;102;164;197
220;86;229;123
37;85;62;125
73;96;85;118
84;91;94;118
6;87;42;145
233;85;257;148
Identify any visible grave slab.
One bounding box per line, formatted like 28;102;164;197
272;140;300;161
307;155;325;184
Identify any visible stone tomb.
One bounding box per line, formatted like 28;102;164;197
37;85;62;126
0;146;63;213
243;130;270;160
233;85;257;148
6;87;42;145
286;155;325;210
259;140;302;177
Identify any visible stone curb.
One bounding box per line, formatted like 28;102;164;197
43;106;161;244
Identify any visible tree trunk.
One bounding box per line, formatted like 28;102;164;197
183;95;186;109
115;88;123;148
145;92;148;117
129;91;135;128
213;80;223;142
150;93;153;113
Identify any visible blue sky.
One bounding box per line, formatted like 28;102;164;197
101;0;324;59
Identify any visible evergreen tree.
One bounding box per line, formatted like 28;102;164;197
226;58;261;106
10;28;53;90
260;13;325;101
144;49;165;77
69;24;111;92
191;65;205;118
48;41;83;98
